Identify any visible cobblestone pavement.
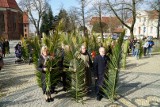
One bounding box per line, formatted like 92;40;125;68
0;41;36;98
0;41;160;107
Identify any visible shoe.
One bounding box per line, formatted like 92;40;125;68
49;98;54;102
97;96;101;101
45;98;50;102
63;88;67;92
97;95;103;101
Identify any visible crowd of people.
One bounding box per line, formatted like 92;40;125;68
129;37;155;59
37;45;110;102
0;36;156;102
25;37;156;102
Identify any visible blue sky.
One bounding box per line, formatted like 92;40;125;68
15;0;79;32
49;0;79;15
16;0;79;15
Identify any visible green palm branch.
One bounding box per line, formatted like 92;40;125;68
101;31;125;102
139;40;143;59
69;58;87;103
122;40;129;69
41;20;63;92
62;33;87;103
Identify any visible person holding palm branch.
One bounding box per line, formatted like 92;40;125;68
77;45;93;91
37;46;54;102
93;47;108;101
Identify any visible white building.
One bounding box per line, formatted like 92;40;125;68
125;10;159;38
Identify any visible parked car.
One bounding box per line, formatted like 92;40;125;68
111;34;119;40
147;36;153;40
123;35;130;40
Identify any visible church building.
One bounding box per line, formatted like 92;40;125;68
0;0;29;40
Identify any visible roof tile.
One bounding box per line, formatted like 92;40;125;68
0;0;20;10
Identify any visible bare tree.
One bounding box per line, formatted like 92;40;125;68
91;0;106;42
80;0;87;37
75;0;91;37
105;0;143;39
68;7;80;34
149;0;160;39
19;0;49;37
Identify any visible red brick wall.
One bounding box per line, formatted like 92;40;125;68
0;9;23;40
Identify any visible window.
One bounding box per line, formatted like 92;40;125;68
144;17;146;22
0;12;5;32
139;27;141;34
150;27;153;33
139;18;141;22
25;29;27;32
25;34;27;37
13;15;16;31
143;27;146;33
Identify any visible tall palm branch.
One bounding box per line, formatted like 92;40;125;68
122;40;129;69
102;31;125;102
62;33;87;103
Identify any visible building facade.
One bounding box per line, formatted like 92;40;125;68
0;0;29;40
125;10;159;38
87;16;123;36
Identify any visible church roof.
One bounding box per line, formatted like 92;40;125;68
0;0;20;10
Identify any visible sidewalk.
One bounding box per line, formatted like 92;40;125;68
0;42;160;107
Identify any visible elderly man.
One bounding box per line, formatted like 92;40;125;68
93;47;108;101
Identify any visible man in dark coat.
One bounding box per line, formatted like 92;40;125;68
93;47;108;101
58;47;67;91
2;40;6;57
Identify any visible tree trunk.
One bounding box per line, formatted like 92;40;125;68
157;3;160;39
98;4;104;42
130;28;134;39
99;19;104;42
36;27;41;38
100;22;104;42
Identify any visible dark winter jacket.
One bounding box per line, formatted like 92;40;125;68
93;55;108;78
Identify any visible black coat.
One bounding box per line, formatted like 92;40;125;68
93;55;108;86
37;55;56;94
37;55;46;73
37;55;47;94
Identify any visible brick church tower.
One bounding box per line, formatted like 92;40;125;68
0;0;29;40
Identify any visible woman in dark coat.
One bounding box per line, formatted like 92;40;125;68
37;46;53;102
93;47;108;101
